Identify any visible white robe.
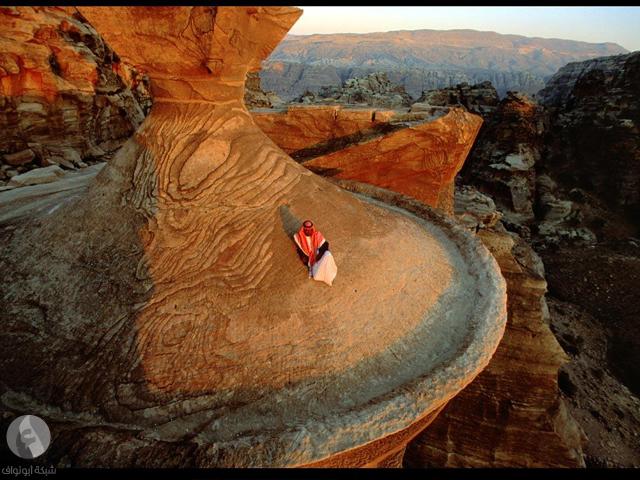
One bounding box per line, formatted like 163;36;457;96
311;250;338;286
292;233;337;286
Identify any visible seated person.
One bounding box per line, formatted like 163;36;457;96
293;220;337;286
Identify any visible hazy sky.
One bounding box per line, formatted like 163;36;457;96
289;7;640;52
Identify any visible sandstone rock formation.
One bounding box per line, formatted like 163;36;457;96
405;210;586;468
0;6;150;182
454;185;502;231
254;105;482;214
301;108;483;214
414;81;499;116
254;79;587;466
294;72;413;109
459;91;545;236
533;52;640;466
244;71;282;109
0;6;507;468
252;105;399;157
537;51;640;228
416;80;598;247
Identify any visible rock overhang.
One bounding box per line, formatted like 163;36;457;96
182;181;508;467
0;6;506;467
0;169;508;467
253;104;483;214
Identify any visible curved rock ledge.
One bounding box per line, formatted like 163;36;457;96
0;174;507;467
294;178;508;466
0;6;506;468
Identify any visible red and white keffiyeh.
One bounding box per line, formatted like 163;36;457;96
293;225;326;267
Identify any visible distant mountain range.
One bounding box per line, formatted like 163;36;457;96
259;29;628;100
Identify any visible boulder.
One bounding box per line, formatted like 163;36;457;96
454;185;502;231
8;165;65;186
3;148;36;166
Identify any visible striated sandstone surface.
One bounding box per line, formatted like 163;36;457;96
254;105;483;214
0;6;507;468
405;213;586;468
301;107;483;214
0;6;150;180
252;104;398;156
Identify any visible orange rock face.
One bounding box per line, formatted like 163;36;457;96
0;7;93;100
304;108;482;213
252;105;397;154
0;6;148;169
254;106;482;214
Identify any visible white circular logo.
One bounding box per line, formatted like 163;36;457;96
6;415;51;459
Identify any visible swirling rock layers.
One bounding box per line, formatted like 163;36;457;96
0;6;507;467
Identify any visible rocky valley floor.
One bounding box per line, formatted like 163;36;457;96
541;241;640;467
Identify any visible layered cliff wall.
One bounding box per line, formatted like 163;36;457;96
405;203;585;467
537;52;640;227
0;6;149;184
